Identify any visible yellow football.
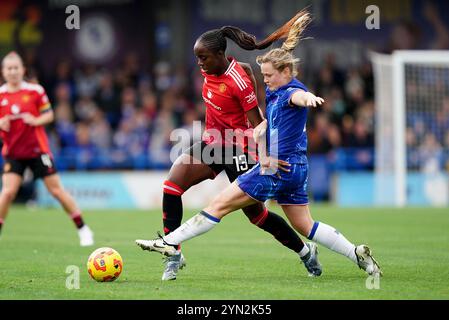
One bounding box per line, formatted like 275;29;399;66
87;247;123;282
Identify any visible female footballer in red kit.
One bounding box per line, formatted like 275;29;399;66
0;52;94;246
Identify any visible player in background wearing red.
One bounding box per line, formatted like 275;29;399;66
0;52;94;246
138;12;322;280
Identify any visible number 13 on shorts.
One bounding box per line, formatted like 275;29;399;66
41;154;53;168
233;154;248;172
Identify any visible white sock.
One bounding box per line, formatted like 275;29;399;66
163;211;220;245
308;221;357;264
298;244;310;259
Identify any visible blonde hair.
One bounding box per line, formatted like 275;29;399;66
256;9;312;77
1;51;24;68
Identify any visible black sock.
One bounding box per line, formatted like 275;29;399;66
162;193;183;234
0;222;3;235
251;210;305;253
162;190;184;251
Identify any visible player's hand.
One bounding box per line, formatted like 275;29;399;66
21;113;38;126
0;116;11;132
304;92;324;107
260;155;291;177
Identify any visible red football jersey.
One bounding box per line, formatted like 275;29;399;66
201;57;258;151
0;81;52;159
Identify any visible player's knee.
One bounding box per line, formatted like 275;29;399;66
0;188;18;202
48;186;64;199
246;208;268;226
293;219;314;237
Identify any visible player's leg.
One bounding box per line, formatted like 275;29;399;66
42;173;94;246
224;147;309;256
226;150;310;259
136;181;255;255
241;203;311;256
281;204;381;276
0;172;23;234
159;152;216;280
162;151;216;238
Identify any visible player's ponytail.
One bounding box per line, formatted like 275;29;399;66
280;9;312;53
255;9;312;78
197;9;311;53
220;9;311;51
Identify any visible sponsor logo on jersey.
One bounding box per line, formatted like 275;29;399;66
207;89;213;99
0;98;8;107
219;83;227;93
11;104;20;114
245;91;257;104
202;96;222;111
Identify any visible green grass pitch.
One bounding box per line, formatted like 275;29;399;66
0;205;448;300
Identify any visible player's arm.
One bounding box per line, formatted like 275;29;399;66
21;109;54;127
290;89;324;108
0;115;11;132
22;87;55;127
252;118;290;175
246;107;268;157
238;62;258;97
245;107;265;128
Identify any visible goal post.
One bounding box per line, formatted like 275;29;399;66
371;50;449;207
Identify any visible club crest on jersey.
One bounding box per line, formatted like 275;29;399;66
207;89;213;99
0;98;8;107
219;83;227;93
11;104;20;114
22;95;30;103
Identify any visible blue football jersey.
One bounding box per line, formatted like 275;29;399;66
265;78;308;163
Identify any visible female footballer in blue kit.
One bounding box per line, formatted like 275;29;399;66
141;10;324;281
136;10;382;278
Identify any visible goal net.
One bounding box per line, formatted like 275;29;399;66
371;51;449;207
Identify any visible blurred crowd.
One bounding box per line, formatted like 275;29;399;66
23;53;203;170
1;0;449;173
405;66;449;173
17;50;376;171
6;48;449;173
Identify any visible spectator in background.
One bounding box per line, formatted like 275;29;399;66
141;90;158;123
386;20;421;53
73;95;98;122
121;52;141;88
423;1;449;50
54;102;77;149
119;86;137;122
47;60;76;103
89;109;112;150
148;107;175;166
308;112;333;154
419;133;443;173
75;64;100;98
75;122;96;167
94;71;121;129
154;61;174;92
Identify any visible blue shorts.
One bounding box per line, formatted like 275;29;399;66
236;162;309;205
